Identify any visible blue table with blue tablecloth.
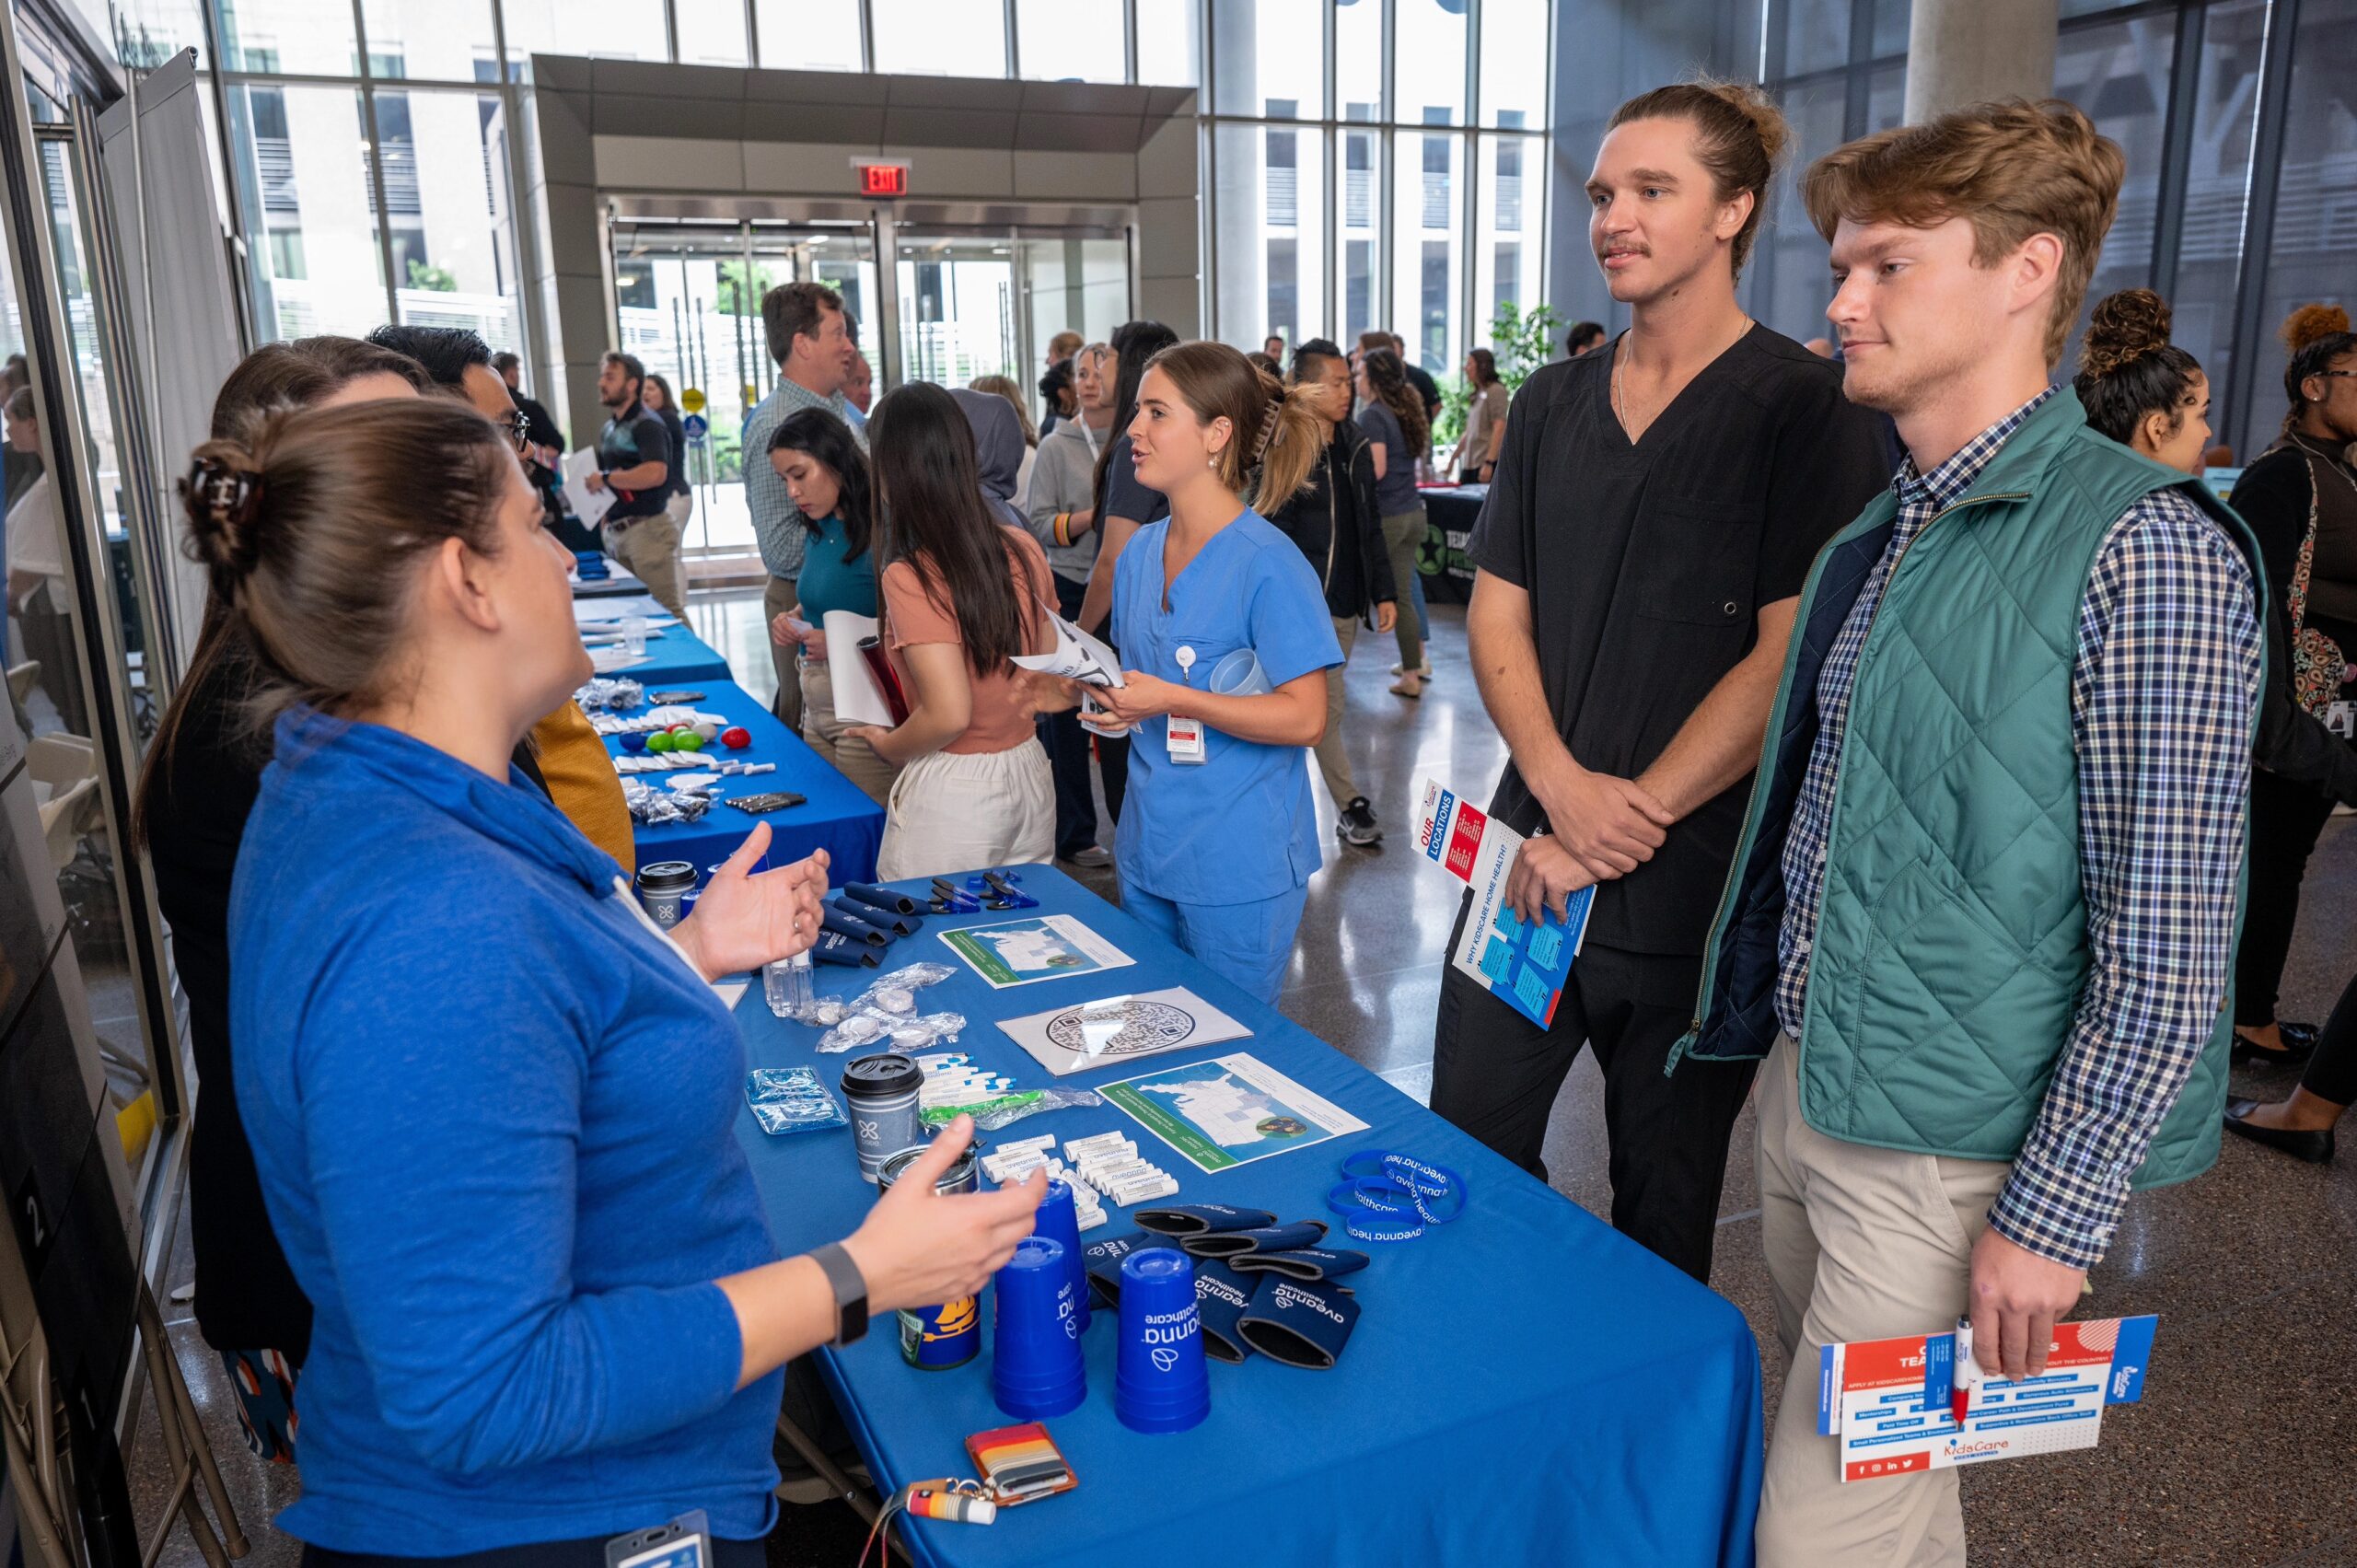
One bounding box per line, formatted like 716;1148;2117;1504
606;678;882;884
733;865;1764;1567
575;598;737;687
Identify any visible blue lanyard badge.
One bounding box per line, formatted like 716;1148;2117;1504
1326;1151;1468;1242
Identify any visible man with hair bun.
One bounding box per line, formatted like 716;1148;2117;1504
1674;100;2264;1564
1429;80;1888;1284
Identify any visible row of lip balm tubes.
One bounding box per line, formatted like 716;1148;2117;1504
979;1131;1181;1222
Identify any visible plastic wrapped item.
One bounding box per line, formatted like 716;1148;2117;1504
887;1010;969;1051
850;963;958;1016
574;676;645;712
920;1087;1104;1132
621;778;715;825
815;1010;891;1054
744;1066;850;1135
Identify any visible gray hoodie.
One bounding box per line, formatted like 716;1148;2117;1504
1022;413;1105;584
949;387;1031;533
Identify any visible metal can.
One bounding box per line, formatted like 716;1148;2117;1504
633;860;697;929
879;1140;984;1369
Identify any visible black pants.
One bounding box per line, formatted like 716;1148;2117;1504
1429;912;1756;1283
2299;969;2357;1107
2235;767;2339;1028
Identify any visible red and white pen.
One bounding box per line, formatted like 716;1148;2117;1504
1951;1316;1984;1426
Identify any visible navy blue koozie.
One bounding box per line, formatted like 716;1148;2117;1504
810;930;881;967
1114;1249;1209;1433
1134;1204;1277;1237
1029;1179;1092;1333
844;881;920;914
991;1237;1086;1419
1083;1230;1154;1307
1227;1247;1371;1284
1178;1220;1329;1260
1237;1274;1360;1369
820;903;893;947
1191;1258;1257;1364
835;893;923;935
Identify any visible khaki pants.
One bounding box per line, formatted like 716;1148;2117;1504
1312;614;1360;807
603;512;686;620
797;652;899;806
1379;506;1425;672
763;575;804;733
876;738;1054;882
1755;1031;2010;1568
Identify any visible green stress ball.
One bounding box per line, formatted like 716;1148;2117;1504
673;728;705;752
646;729;675;753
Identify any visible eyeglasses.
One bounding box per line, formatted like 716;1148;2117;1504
2316;370;2357;383
502;406;532;456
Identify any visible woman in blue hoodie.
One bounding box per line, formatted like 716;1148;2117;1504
203;396;1045;1562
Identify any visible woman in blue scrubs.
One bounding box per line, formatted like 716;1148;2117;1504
1087;342;1344;1003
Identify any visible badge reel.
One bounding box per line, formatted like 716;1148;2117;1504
1166;645;1207;765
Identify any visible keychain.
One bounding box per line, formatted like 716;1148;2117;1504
1166;645;1207;764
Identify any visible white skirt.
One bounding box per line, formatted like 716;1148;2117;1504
875;737;1055;882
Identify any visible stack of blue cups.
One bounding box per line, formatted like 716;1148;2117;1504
1114;1248;1210;1434
991;1237;1086;1419
1030;1179;1092;1334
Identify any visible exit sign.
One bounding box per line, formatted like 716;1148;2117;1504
855;161;909;198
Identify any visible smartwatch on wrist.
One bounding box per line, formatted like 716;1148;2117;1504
810;1242;869;1345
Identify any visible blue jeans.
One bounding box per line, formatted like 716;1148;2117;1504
1122;884;1309;1005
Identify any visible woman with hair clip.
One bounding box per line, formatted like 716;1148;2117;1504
207;395;1043;1561
763;407;896;803
129;337;470;1467
1358;346;1434;694
1263;337;1396;849
2220;305;2357;1064
1064;342;1346;1003
1450;345;1509;482
843;380;1060;879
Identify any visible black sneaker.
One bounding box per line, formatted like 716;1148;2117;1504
1337;797;1382;847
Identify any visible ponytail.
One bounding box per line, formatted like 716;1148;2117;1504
1249;382;1325;515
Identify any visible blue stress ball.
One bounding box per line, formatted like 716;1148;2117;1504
620;731;649;753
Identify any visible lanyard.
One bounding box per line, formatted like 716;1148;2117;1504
1325;1150;1468;1242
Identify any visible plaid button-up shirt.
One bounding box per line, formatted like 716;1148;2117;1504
742;377;865;581
1774;387;2261;1270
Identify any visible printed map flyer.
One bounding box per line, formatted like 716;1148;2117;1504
1818;1317;2156;1482
1099;1054;1369;1172
1413;776;1591;1028
938;913;1136;989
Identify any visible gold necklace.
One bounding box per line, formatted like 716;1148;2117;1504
1613;314;1752;436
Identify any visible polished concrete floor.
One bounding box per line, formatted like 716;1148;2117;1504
133;587;2357;1567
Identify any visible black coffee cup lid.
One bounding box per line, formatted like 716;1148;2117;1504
636;860;697;891
840;1051;920;1096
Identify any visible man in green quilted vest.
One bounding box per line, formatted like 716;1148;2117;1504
1671;102;2265;1565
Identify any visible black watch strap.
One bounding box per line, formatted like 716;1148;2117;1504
811;1242;868;1346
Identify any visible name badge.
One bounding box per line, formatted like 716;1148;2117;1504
1166;714;1206;763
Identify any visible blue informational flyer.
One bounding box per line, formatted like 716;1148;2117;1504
1414;777;1591;1028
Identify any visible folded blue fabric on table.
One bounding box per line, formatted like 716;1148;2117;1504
1179;1220;1329;1259
1237;1274;1360;1370
1227;1246;1370;1283
1134;1203;1277;1238
819;903;892;947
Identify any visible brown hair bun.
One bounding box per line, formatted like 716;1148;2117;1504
2282;304;2352;354
2079;288;2173;379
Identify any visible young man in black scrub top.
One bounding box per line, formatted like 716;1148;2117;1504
1429;81;1890;1283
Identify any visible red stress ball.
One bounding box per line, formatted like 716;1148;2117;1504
721;726;752;749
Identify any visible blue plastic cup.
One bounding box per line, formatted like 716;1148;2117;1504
1029;1179;1093;1335
991;1237;1086;1420
1208;648;1271;696
1114;1248;1210;1433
